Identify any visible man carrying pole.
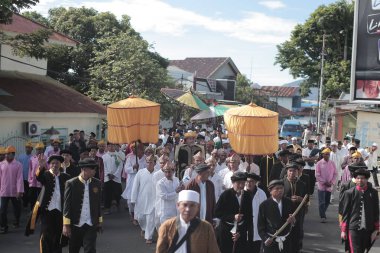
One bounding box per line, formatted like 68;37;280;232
258;179;297;253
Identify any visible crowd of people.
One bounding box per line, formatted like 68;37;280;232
0;124;379;253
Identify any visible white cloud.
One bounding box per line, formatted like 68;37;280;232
258;1;286;10
30;0;297;84
32;0;296;44
79;0;296;44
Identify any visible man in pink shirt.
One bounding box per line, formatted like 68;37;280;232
0;146;24;234
29;142;46;211
315;148;337;223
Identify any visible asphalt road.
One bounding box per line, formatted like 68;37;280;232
1;192;379;253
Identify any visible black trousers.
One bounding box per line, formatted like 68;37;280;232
103;181;122;209
348;229;371;253
23;180;30;208
40;209;63;253
0;197;21;229
29;187;41;211
303;170;316;195
247;240;262;253
69;224;97;253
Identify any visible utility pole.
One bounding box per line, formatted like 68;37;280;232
317;34;326;133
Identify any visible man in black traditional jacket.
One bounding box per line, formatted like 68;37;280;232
339;163;367;253
62;158;103;253
258;180;296;253
26;154;71;253
282;163;307;253
215;171;252;253
174;131;204;179
341;168;379;253
269;150;289;182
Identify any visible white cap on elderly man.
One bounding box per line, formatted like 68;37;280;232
178;190;199;203
279;140;288;145
373;143;378;147
331;141;338;146
291;137;297;141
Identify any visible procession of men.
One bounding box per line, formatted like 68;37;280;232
0;126;379;253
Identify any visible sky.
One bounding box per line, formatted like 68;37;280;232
30;0;339;86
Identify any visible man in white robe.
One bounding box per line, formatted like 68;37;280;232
223;153;242;189
156;163;182;227
239;155;260;175
131;155;157;244
182;151;205;186
215;149;227;174
206;157;223;201
121;143;146;223
102;143;124;215
330;141;343;202
153;155;169;229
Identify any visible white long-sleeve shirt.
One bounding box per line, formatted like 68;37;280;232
131;168;156;215
102;152;124;183
121;154;147;200
209;173;223;201
156;176;179;223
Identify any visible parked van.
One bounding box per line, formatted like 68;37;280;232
280;120;303;138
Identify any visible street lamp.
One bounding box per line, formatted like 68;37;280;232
317;34;326;133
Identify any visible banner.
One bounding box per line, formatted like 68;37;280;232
351;0;380;103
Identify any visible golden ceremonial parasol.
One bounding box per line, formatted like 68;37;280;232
107;96;160;163
223;102;278;155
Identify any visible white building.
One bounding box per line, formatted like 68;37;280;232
0;14;106;152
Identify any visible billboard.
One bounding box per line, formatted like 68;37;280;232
351;0;380;103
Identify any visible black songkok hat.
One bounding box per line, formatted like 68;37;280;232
268;179;284;191
78;158;98;169
353;168;370;179
231;171;248;182
246;172;261;181
48;155;64;164
194;163;210;173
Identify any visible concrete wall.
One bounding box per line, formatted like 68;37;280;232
356;111;380;148
0;44;47;75
210;63;236;79
269;97;293;111
0;111;104;141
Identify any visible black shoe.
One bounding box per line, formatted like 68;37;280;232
12;223;19;229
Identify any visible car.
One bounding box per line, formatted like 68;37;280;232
280;119;303;138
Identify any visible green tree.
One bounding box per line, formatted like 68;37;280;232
22;11;49;26
87;31;174;115
0;0;39;24
235;73;253;104
275;0;353;98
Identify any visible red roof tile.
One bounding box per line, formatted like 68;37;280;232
261;86;299;97
169;57;235;78
160;88;186;99
0;13;78;46
277;105;294;116
0;71;106;114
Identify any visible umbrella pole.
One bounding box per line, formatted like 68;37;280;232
135;141;138;167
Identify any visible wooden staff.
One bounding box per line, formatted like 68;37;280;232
264;194;309;245
231;190;244;253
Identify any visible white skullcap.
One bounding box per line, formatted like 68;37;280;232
222;139;230;144
279;140;288;145
50;135;59;140
178;190;199;204
373;143;378;147
331;141;338;146
291;137;297;141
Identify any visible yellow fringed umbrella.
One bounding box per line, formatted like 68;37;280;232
224;103;278;155
107;96;160;144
